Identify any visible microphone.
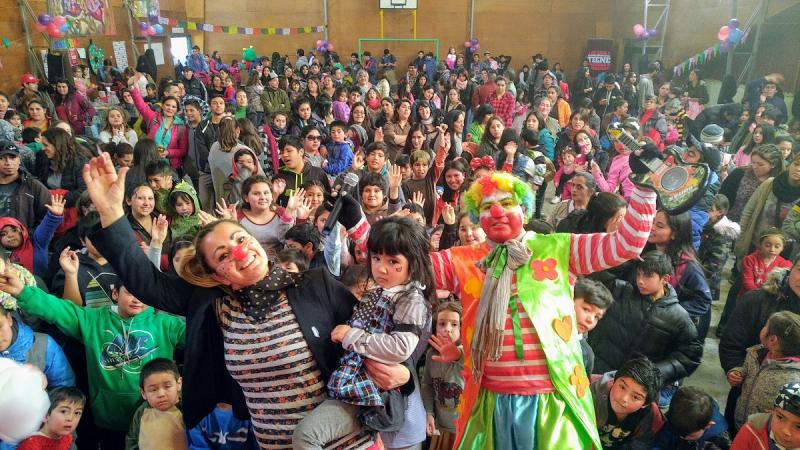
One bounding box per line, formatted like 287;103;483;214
323;172;359;235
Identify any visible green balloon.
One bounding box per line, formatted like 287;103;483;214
2;38;9;49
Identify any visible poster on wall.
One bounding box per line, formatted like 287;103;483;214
112;41;128;70
586;39;613;75
132;0;160;18
49;0;116;36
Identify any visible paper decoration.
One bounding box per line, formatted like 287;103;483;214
672;24;751;77
144;42;164;65
48;0;116;36
77;48;86;58
40;49;48;74
112;41;128;70
154;15;324;36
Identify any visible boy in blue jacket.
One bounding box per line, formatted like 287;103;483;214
324;121;354;176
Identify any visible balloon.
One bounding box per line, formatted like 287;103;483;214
633;24;645;37
729;28;743;44
139;21;148;31
2;38;10;49
35;23;47;32
471;38;478;45
147;26;156;35
153;24;163;34
729;18;739;29
327;44;334;52
464;40;471;48
148;11;159;24
473;43;479;50
316;39;323;47
648;28;657;37
37;14;51;25
718;25;730;42
59;23;68;33
51;16;66;26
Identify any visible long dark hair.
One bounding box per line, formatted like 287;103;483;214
367;215;435;305
403;124;430;155
52;79;75;105
743;124;776;155
649;210;697;266
133;138;160;168
440;158;471;202
576;192;626;233
42;128;88;172
236;118;263;155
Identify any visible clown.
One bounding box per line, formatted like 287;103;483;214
427;169;658;449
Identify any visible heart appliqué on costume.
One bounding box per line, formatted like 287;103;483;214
552;315;572;342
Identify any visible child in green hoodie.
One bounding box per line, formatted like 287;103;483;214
167;180;201;239
0;266;186;449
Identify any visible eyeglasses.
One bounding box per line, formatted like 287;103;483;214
305;135;321;141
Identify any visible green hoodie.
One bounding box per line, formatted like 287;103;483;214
168;180;202;238
16;285;186;431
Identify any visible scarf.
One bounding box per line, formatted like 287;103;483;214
772;171;800;203
420;116;434;126
233;266;302;320
0;218;33;272
367;98;380;110
471;238;532;377
456;78;468;91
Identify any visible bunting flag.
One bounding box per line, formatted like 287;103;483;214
672;40;732;76
156;15;324;36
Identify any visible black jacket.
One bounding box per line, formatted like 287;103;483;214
719;287;800;372
89;217;411;427
588;281;703;384
33;152;88;207
182;76;207;102
193;119;219;174
2;170;52;230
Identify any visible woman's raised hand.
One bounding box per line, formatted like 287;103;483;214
215;199;238;220
150;214;169;248
82;153;127;226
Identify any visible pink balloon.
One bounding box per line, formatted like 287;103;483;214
464;41;471;48
35;23;47;33
51;16;66;26
633;24;645;36
316;39;323;47
327;44;334;52
717;25;730;42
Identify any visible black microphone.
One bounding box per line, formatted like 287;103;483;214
323;172;359;235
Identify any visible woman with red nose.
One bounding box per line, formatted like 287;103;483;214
77;153;411;449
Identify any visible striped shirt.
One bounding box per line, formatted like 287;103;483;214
216;294;372;450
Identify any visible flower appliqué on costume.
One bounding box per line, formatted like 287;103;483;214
530;258;558;281
570;365;590;398
464;278;482;299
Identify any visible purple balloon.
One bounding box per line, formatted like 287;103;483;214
648;28;657;36
37;14;51;25
139;21;149;31
728;18;739;29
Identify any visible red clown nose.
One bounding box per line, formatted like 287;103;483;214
231;243;249;261
490;203;505;218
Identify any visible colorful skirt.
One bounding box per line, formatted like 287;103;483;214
458;389;595;450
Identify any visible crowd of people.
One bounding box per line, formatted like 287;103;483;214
0;41;798;450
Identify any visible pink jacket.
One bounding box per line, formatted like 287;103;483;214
594;153;635;200
131;88;188;170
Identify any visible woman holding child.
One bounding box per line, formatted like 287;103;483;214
68;153;410;449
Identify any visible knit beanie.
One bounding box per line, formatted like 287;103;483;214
349;124;368;148
700;124;724;144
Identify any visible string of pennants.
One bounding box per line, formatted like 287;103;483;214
155;16;324;36
672;29;750;77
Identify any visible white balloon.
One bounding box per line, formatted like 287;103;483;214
0;359;50;443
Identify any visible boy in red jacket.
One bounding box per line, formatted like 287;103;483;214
732;381;800;449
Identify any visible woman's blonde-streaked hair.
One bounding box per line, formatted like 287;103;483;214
217;116;240;153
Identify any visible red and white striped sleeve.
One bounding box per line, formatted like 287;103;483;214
568;186;657;278
430;249;457;293
347;217;371;257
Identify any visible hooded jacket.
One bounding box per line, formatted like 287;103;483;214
730;413;772;450
0;317;74;389
222;147;264;204
734;345;800;429
698;216;740;300
260;87;290;118
16;285;185;431
168;180;202;238
0;212;62;276
588;281;703;384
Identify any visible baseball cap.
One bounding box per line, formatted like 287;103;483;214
20;74;38;85
0;142;20;157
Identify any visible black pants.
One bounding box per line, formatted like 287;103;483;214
534;183;547;219
717;263;742;337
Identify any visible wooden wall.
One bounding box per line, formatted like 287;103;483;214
0;0;791;96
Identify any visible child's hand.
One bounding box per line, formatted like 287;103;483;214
295;196;313;220
0;263;24;297
374;127;384;143
426;415;437;437
429;335;461;363
331;324;351;343
150;214;169;248
285;188;306;217
411;191;426;209
45;194;66;217
351;152;365;171
589;161;601;173
727;370;743;387
387;164;402;191
58;247;80;275
215;199;238;220
198;210;216;227
441;203;456;225
271;178;286;196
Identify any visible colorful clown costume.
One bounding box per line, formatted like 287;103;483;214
428;182;657;450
